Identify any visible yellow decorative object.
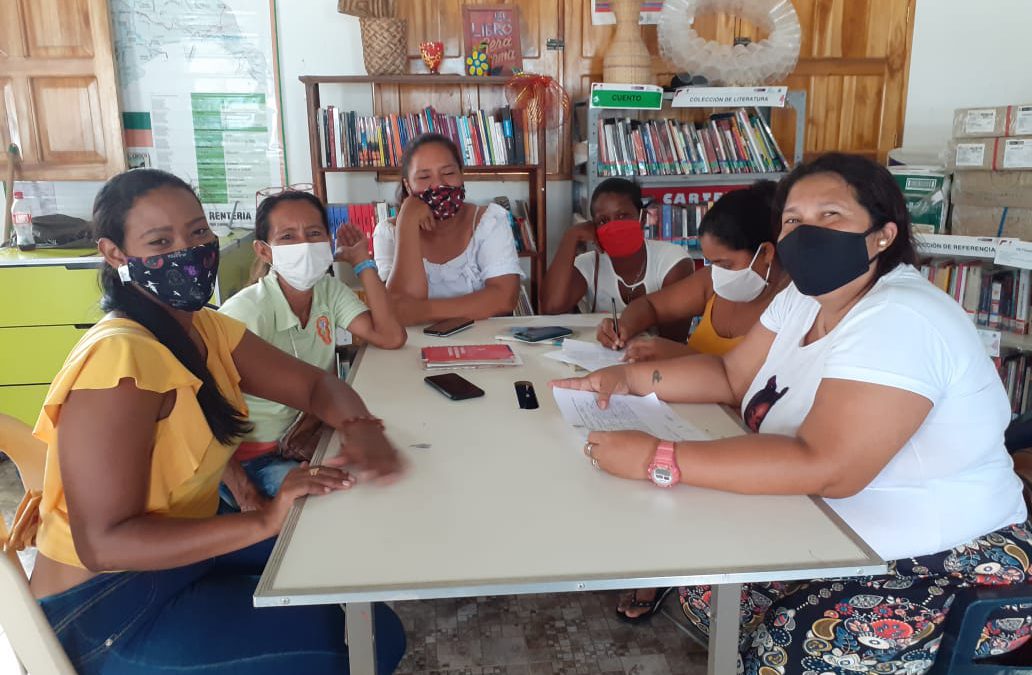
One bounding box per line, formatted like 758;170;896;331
466;42;491;77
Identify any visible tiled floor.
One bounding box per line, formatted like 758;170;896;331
0;457;708;674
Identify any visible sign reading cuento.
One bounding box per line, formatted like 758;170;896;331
590;83;664;110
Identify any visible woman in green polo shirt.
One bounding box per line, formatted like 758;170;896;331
218;190;406;510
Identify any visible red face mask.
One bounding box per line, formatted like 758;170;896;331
596;219;645;258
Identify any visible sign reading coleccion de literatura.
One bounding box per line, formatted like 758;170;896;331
672;86;788;108
590;83;664;110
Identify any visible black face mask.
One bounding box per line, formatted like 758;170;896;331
777;224;879;296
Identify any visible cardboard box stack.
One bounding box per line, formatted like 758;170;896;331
948;103;1032;238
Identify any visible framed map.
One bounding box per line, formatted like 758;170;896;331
111;0;286;228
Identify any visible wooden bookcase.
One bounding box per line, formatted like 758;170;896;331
573;90;807;217
300;74;548;309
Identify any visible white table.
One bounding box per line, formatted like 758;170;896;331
256;315;885;674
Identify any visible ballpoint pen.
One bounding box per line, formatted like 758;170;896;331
611;297;620;345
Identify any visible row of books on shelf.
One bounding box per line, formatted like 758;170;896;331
325;198;537;257
999;352;1032;417
491;197;538;254
317;106;539;171
640;202;715;250
327;202;395;256
919;260;1032;334
595;108;789;178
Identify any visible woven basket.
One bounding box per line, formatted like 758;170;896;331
359;17;407;75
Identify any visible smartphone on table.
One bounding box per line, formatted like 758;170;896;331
423;317;474;337
511;326;573;343
424;373;485;400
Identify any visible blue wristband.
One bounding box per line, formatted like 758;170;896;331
353;259;377;276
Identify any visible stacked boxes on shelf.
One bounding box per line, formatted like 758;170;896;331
947;103;1032;238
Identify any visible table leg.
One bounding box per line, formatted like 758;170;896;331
707;582;741;675
344;601;377;675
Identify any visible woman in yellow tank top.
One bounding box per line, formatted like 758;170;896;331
28;169;406;674
599;182;788;622
597;181;789;364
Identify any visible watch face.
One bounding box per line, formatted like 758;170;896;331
651;466;673;487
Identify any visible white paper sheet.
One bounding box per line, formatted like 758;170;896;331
543;339;625;372
552;388;711;442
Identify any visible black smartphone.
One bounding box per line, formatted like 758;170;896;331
423;317;474;337
424;373;485;400
511;326;574;343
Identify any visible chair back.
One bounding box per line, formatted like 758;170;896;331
0;518;76;674
0;413;45;492
0;415;75;674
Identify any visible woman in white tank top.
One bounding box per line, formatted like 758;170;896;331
541;178;694;336
372;134;522;325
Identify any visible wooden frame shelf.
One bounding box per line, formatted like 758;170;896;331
302;74;548;309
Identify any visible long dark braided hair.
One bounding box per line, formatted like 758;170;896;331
93;169;252;445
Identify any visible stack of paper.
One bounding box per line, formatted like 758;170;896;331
543;339;625;372
552;388;711;442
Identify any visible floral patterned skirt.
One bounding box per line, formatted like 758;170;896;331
678;521;1032;674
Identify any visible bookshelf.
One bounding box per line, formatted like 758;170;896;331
300;74;548;309
573;89;807;218
915;233;1032;351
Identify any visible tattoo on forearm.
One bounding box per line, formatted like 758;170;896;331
652;370;662;385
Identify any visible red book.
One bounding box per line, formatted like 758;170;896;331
420;344;520;368
469;115;485;167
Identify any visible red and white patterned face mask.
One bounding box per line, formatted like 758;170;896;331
417;184;466;221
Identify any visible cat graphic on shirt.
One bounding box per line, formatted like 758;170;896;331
744;376;789;432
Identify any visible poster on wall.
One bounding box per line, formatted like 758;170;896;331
590;0;663;25
462;4;523;76
111;0;285;229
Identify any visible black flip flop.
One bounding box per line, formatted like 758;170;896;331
614;586;674;624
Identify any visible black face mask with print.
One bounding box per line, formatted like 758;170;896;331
776;224;880;297
117;240;220;312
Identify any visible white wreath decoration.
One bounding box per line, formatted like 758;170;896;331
658;0;802;86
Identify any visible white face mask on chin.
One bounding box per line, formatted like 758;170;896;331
710;246;770;303
270;241;334;291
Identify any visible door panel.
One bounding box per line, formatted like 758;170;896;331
0;0;125;180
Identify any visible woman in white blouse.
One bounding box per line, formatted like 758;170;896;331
373;134;521;324
554;153;1032;671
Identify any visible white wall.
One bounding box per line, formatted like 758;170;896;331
273;7;570;261
903;0;1032;154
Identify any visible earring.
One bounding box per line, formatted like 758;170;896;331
878;239;888;247
117;264;131;285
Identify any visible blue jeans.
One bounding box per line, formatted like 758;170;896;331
219;453;298;509
38;538;406;674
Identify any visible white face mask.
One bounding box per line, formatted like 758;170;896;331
711;246;770;303
269;241;334;291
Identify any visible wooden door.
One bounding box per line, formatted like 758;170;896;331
0;0;126;180
564;0;915;163
394;0;567;174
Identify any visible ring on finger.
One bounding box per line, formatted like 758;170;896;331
309;467;320;477
592;458;600;470
583;442;596;458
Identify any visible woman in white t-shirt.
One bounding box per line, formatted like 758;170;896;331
540;178;694;339
372;134;522;324
553;153;1032;670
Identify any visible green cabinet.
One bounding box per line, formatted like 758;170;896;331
0;230;255;426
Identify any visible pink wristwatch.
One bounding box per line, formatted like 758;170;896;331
648;441;681;488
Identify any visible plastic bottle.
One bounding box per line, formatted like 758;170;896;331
11;191;35;250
